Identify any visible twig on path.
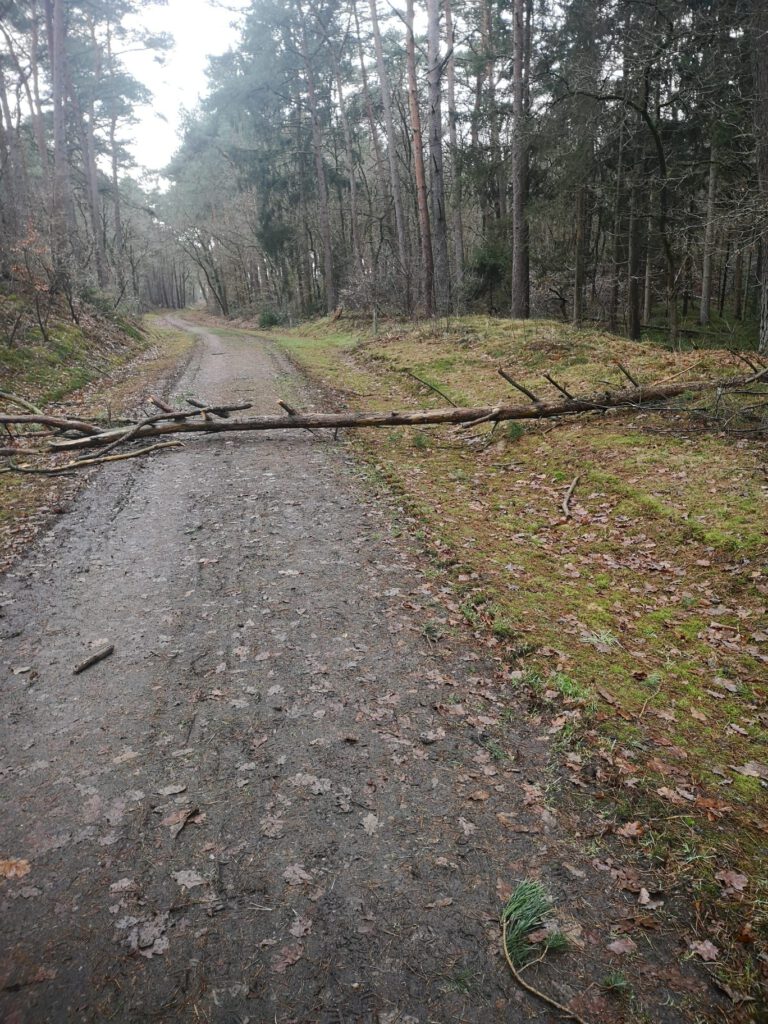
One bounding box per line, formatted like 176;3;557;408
149;395;174;413
71;441;184;468
562;475;581;518
502;916;592;1024
6;441;183;475
73;644;114;675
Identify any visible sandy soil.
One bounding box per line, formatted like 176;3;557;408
0;321;718;1023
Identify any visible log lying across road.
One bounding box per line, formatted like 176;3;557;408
49;376;746;452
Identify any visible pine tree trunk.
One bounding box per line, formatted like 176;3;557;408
0;70;21;241
107;27;124;290
732;244;743;320
29;5;50;188
369;0;410;308
299;24;336;314
699;144;717;325
82;106;108;288
754;1;768;353
573;186;586;324
443;0;464;301
718;233;730;317
608;123;624;332
110;114;124;285
643;212;653;323
49;0;75;279
627;180;641;339
510;0;530;319
426;0;450;314
333;59;363;271
352;0;388;263
405;0;434;316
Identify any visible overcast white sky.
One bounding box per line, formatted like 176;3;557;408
122;0;250;176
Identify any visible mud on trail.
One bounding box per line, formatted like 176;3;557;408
1;321;719;1023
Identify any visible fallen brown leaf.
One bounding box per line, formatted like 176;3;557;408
0;858;31;880
607;937;637;955
271;943;304;973
617;821;643;838
689;939;719;962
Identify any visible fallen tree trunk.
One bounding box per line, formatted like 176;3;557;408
50;377;733;452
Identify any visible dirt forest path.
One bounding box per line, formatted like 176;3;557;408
1;322;710;1023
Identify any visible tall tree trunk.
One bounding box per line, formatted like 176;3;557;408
426;0;450;314
718;233;730;317
643;211;653;323
0;70;21;240
627;180;641;339
443;0;464;301
299;24;337;314
369;0;410;308
81;105;108;288
49;0;75;278
470;11;487;226
608;122;624;332
732;243;743;320
332;58;363;271
573;186;586;323
405;0;434;316
352;0;388;261
699;144;717;325
106;26;125;290
510;0;529;318
754;1;768;353
29;4;50;187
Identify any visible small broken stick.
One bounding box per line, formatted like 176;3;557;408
561;475;580;518
73;644;114;675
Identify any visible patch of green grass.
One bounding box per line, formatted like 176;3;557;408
505;421;525;442
422;621;445;642
550;672;592;703
448;967;475;993
602;970;633;997
484;739;507;762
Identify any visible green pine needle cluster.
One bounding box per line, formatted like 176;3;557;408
500;880;554;967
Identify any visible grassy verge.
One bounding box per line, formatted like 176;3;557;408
0;311;194;568
257;314;767;1001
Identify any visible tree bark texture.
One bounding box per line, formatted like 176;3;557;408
510;0;530;318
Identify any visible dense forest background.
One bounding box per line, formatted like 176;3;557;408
1;0;767;349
